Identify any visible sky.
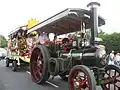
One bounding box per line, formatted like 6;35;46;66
0;0;119;39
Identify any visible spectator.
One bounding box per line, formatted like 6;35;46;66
113;52;118;65
108;50;114;65
110;50;114;59
115;52;120;65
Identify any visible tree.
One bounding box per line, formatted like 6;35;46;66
98;32;120;53
0;35;7;48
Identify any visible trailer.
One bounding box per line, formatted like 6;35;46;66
6;26;31;71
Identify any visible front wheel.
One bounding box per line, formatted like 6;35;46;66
101;65;120;90
68;65;96;90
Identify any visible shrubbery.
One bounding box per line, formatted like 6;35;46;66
98;32;120;53
0;35;7;48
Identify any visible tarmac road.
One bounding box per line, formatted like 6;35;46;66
0;60;103;90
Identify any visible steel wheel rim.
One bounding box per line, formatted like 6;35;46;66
69;69;90;90
31;49;44;82
103;69;120;90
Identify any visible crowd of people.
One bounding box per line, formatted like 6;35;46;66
108;50;120;66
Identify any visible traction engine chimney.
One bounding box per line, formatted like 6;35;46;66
87;2;100;45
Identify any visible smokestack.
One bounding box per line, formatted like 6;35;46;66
87;2;100;45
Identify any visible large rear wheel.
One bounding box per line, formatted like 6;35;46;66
101;65;120;90
30;45;50;84
68;65;96;90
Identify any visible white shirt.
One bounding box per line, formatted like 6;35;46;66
110;53;114;59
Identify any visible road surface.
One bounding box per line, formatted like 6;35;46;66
0;60;103;90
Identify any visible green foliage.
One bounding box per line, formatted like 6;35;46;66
98;32;120;53
0;35;7;48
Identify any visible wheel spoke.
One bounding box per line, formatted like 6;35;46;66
36;72;41;80
114;70;116;76
37;66;43;73
116;78;120;82
35;65;43;79
33;61;37;65
114;84;120;89
31;50;43;81
37;55;42;60
105;70;114;80
114;83;116;90
33;69;40;80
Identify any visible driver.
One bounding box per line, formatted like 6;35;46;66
39;32;49;45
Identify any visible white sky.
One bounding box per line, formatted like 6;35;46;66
0;0;119;39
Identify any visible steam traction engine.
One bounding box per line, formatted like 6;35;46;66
28;2;120;90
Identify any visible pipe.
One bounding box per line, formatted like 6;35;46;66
87;2;100;45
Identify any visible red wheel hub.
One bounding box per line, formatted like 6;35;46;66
69;70;90;90
74;79;88;89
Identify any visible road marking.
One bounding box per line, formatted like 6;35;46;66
26;71;31;74
46;81;59;88
26;71;59;88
